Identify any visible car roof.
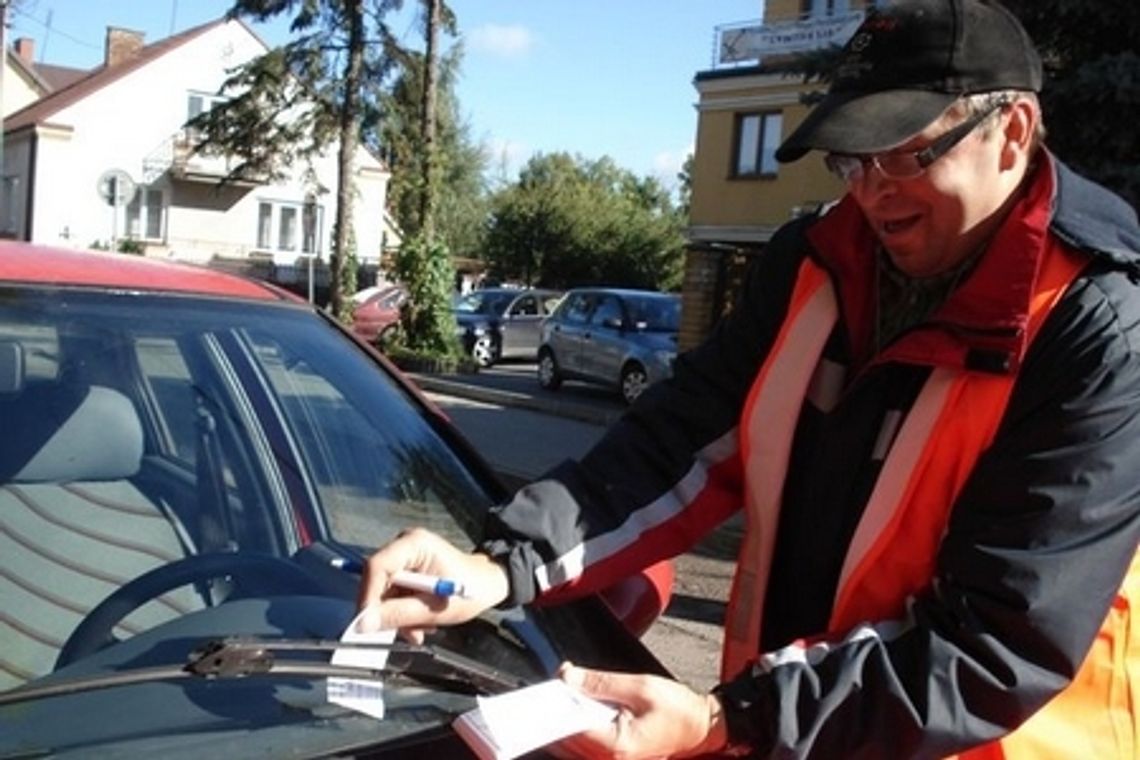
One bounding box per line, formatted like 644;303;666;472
565;287;677;299
468;287;560;296
0;241;295;302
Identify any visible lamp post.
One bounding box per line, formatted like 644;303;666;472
1;0;9;190
302;193;317;303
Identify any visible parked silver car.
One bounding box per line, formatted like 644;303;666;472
537;288;680;404
453;288;563;367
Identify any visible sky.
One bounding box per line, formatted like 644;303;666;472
8;0;765;192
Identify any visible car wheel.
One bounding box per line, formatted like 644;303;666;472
620;362;649;405
537;348;562;390
377;323;399;347
471;335;496;367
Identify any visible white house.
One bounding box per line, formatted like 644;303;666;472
1;19;399;271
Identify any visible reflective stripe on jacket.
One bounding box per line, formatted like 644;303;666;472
727;236;1139;757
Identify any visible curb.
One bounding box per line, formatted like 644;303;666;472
407;373;625;428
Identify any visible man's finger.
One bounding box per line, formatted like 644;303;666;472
560;663;651;711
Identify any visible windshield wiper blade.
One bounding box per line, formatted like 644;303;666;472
188;637;527;695
0;636;528;707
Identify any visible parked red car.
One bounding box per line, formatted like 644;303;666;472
0;242;672;758
350;283;407;343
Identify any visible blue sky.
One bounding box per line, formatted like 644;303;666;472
9;1;764;191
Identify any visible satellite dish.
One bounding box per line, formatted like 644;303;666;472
97;169;138;207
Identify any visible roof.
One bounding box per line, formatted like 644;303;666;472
0;241;292;302
4;17;233;134
5;50;52;93
34;63;89;91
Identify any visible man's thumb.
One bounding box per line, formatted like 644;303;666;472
559;662;637;704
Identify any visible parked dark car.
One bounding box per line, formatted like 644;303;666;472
538;288;681;405
452;288;562;367
0;243;670;758
350;283;407;343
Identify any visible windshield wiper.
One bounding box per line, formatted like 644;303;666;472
0;636;528;707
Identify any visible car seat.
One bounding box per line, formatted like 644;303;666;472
0;373;199;689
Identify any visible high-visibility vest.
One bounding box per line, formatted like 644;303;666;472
725;241;1139;758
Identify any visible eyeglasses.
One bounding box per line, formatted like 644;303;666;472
823;99;1009;184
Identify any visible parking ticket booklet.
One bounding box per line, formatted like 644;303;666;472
452;678;618;760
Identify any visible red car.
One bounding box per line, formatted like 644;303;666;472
350;283;407;343
0;242;672;758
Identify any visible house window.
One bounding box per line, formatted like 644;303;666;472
186;91;227;140
734;112;783;178
126;187;165;240
256;200;323;255
800;0;848;16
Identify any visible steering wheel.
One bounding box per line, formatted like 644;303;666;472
56;552;327;669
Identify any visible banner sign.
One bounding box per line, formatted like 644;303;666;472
719;11;864;63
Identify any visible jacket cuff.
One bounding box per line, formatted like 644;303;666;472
478;536;539;608
710;668;777;757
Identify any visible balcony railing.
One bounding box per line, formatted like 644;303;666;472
712;10;864;68
142;129;267;186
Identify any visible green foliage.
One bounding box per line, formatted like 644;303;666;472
1001;0;1140;212
483;153;686;290
369;43;488;256
390;233;460;355
89;238;146;255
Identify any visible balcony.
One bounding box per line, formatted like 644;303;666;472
142;130;268;187
712;10;864;68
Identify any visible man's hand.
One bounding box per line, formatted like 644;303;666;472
355;527;510;640
553;663;728;759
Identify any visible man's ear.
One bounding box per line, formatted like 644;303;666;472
1000;98;1038;171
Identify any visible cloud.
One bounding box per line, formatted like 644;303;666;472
484;137;532;182
650;144;694;187
465;24;536;58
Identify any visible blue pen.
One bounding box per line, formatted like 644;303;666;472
391;570;470;599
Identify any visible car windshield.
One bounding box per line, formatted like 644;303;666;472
625;295;681;332
0;285;574;756
452;291;514;316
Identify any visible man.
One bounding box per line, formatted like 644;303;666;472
360;1;1140;757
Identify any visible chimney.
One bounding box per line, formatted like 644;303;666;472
14;37;35;64
104;27;145;67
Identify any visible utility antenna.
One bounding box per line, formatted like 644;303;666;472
169;0;178;36
41;8;52;60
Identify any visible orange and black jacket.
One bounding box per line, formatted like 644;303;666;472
482;153;1140;758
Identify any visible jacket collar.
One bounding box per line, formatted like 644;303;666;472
804;151;1100;373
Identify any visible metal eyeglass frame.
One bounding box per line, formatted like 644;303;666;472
824;98;1011;184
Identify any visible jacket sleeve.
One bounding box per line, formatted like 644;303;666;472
716;266;1140;758
480;221;811;607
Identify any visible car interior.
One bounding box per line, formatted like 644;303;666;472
0;338;204;689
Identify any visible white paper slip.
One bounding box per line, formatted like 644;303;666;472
452;678;618;760
327;606;397;720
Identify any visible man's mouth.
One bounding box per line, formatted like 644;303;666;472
880;214;921;236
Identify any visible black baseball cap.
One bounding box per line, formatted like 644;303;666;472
775;0;1042;163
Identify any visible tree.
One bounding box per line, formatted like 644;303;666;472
192;0;408;320
380;0;465;357
484;153;686;291
1001;0;1140;212
372;36;487;257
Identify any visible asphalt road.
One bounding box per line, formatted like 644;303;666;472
416;365;741;693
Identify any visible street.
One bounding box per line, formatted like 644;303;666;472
420;366;741;692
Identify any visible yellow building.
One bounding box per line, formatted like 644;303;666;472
681;0;877;348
